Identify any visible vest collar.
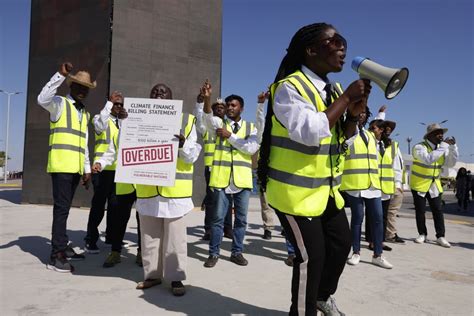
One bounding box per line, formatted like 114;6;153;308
301;65;334;96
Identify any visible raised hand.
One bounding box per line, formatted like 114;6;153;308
59;62;73;76
378;105;387;113
109;90;123;103
200;79;212;99
257;91;269;103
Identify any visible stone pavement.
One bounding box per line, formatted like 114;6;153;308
0;187;473;315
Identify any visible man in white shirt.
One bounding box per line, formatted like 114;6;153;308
200;82;260;268
37;62;94;272
411;123;458;247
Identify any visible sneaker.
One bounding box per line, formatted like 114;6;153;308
317;296;345;316
347;253;360;266
103;251;121;268
203;255;219;268
84;243;100;254
230;253;248;266
436;237;451;248
64;246;85;261
284;254;295;267
386;234;405;244
171;281;186;296
414;234;426;244
223;227;234;239
372;255;393;269
136;278;162;290
262;229;272;240
136;249;143;267
47;252;74;273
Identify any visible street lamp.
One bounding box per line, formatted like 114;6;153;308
0;90;22;183
406;137;412;155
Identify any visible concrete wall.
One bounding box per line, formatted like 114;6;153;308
22;0;222;207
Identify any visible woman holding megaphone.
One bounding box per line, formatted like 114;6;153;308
257;22;371;316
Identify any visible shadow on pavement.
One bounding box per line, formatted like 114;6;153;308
140;285;287;315
0;189;21;204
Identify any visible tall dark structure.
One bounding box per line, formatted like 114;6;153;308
22;0;222;207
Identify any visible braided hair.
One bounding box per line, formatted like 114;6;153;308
257;23;340;190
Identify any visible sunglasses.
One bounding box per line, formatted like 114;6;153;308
321;33;347;49
113;102;124;107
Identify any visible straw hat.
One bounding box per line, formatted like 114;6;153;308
382;120;396;131
424;123;448;139
66;71;97;89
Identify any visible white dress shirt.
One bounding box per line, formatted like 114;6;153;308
193;102;208;137
93;101;119;134
412;139;458;198
37;72;91;173
255;102;265;143
203;113;260;194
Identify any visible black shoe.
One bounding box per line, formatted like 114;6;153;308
204;255;219;268
223;227;233;239
230;253;248;266
84;243;100;254
103;251;121;268
64;246;85;261
171;281;186;296
368;244;392;251
284;254;295;267
47;252;74;273
387;234;406;244
262;229;272;240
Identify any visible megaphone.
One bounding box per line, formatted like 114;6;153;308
352;57;409;99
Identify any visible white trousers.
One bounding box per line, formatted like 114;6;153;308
139;214;187;282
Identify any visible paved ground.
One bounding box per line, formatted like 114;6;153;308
0;185;473;315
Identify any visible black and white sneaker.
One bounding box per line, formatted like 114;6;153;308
84;243;100;254
46;252;74;273
64;246;85;261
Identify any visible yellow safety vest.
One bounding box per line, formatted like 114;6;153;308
47;97;89;174
203;131;215;167
209;120;254;189
266;70;346;216
379;141;398;195
116;183;135;195
340;130;381;191
410;141;445;193
136;113;196;198
94;119;119;171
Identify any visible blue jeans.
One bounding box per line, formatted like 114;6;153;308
346;194;384;256
209;189;250;256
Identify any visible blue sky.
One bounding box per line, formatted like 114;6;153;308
1;0;473;170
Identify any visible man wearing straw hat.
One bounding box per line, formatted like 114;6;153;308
37;62;96;272
410;123;458;248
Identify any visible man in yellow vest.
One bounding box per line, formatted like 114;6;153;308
193;95;233;240
201;82;260;268
84;91;126;254
411;123;458;247
37;62;94;273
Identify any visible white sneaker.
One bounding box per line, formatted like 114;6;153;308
414;234;426;244
372;256;393;269
436;237;451;248
347;253;360;265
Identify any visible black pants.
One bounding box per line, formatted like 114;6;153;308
365;199;390;243
274;198;351;316
85;171;116;245
51;173;81;254
108;191;141;252
203;167;232;232
412;190;445;238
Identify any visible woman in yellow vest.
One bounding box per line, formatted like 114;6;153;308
411;123;458;248
135;84;201;296
342;108;394;270
258;23;371;316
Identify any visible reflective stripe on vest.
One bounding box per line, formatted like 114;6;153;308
340;130;381;191
410;141;445;193
203;131;216;167
47;97;89;174
208;120;254;189
266;70;345;216
136;113;196;199
94;119;119;170
379;141;398;195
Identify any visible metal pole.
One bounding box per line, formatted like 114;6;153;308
4;93;11;183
